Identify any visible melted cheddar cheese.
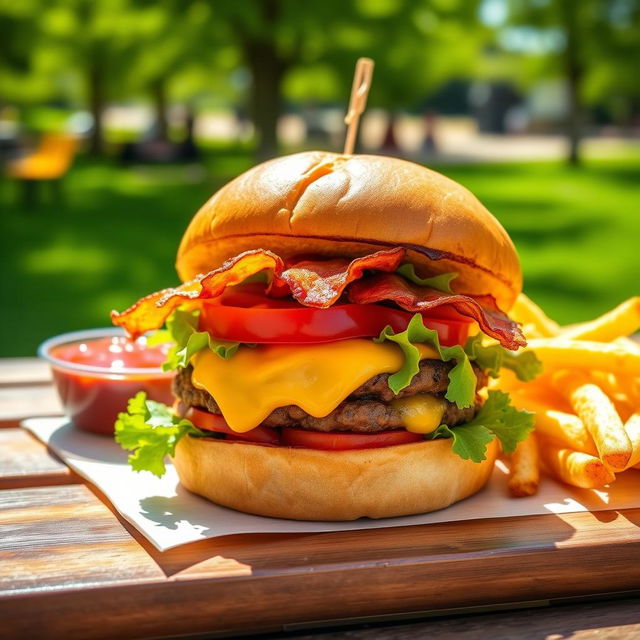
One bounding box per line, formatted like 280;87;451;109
390;395;445;434
191;339;439;432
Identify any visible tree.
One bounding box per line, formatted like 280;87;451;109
38;0;191;155
503;0;640;165
210;0;485;160
0;0;60;108
115;1;227;142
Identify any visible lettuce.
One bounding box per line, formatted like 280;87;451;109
464;333;542;381
396;264;457;293
375;314;542;409
115;392;201;477
159;308;242;371
375;314;478;408
114;391;534;475
427;390;535;462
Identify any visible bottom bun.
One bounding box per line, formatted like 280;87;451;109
172;436;499;521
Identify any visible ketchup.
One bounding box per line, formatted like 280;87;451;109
48;335;174;436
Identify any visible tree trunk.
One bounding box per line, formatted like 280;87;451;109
88;60;105;156
560;0;583;166
245;40;286;161
152;78;169;141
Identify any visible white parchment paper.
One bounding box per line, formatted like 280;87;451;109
23;417;640;552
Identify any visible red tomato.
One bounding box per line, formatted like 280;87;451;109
187;407;280;445
281;427;424;450
200;295;470;347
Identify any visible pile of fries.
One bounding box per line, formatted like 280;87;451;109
496;295;640;497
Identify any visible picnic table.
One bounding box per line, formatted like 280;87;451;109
2;357;640;639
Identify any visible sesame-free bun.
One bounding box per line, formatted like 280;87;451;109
176;152;522;311
172;435;498;521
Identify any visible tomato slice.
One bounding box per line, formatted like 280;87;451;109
281;427;424;450
200;289;471;347
187;407;280;445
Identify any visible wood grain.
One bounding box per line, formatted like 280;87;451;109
0;386;62;428
0;358;51;386
1;482;640;639
0;358;62;428
278;596;640;639
0;429;78;488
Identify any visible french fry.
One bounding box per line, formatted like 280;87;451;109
526;339;640;377
561;297;640;342
624;414;640;469
494;372;571;413
508;434;540;497
614;337;640;354
613;374;640;407
511;294;560;338
495;296;640;493
589;372;636;422
537;435;615;489
555;372;631;471
509;383;572;412
532;410;597;457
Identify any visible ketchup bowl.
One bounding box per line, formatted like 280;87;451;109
38;328;175;435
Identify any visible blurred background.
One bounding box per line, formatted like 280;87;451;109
1;0;639;356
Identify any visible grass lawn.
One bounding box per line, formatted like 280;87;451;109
1;150;639;356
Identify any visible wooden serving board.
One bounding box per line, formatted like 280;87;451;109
2;360;640;639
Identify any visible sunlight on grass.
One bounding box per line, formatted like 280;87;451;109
21;243;113;276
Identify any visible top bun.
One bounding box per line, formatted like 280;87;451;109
176;152;522;311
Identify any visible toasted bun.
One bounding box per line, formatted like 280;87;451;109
176;152;521;311
172;436;498;521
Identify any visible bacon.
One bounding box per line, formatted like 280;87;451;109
111;246;524;350
111;248;404;337
275;248;405;306
348;273;525;350
111;250;284;337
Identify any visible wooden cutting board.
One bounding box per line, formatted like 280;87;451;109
1;360;640;639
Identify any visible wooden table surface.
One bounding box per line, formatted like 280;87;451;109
1;357;640;640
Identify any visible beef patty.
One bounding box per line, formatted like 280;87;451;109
174;359;486;433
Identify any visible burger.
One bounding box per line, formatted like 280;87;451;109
113;151;540;521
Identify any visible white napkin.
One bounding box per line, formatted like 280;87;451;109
23;417;640;552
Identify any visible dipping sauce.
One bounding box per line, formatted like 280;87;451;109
39;330;174;435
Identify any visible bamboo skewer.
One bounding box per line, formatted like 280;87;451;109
343;57;375;155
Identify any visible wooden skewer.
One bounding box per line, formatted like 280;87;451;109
343;57;375;155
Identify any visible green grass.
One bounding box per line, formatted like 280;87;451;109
443;158;640;326
1;151;639;356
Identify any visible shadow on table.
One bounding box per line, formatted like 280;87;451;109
139;491;213;531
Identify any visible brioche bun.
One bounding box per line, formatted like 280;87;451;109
173;435;499;521
176;151;521;311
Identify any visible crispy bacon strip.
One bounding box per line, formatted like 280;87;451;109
111;248;405;337
348;273;525;350
111;250;284;337
276;248;405;306
112;246;523;349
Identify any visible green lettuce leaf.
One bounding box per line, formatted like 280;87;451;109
115;392;200;477
429;423;494;462
464;333;542;381
375;314;477;408
427;390;535;462
396;264;457;293
162;308;242;371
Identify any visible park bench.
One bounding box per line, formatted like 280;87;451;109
6;133;77;206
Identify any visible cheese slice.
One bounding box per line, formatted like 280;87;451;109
191;339;438;432
390;395;445;434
